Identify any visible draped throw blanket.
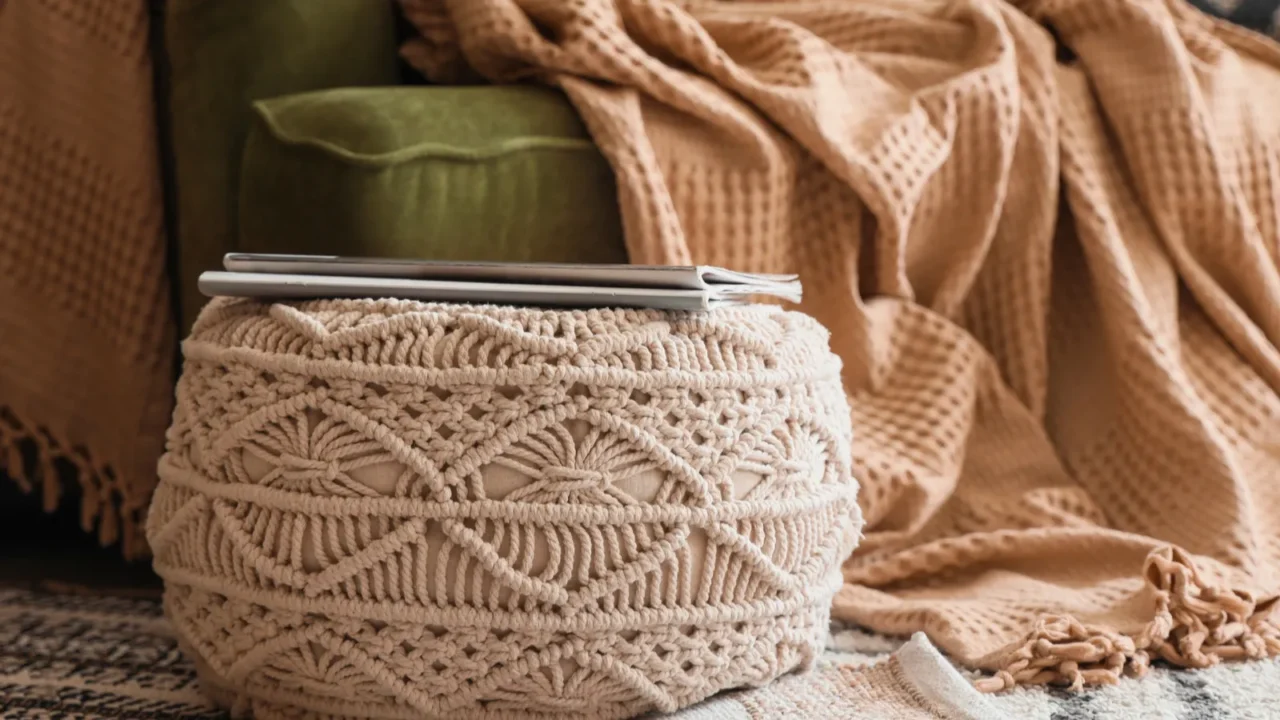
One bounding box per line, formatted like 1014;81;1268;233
399;0;1280;691
0;0;174;557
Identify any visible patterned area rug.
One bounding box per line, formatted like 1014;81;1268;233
2;588;1278;719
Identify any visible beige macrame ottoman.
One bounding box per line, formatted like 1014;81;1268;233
148;298;861;720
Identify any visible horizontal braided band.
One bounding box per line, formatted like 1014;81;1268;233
150;298;862;719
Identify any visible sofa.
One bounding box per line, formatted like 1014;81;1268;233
164;0;629;331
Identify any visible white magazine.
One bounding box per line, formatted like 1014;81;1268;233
200;254;802;311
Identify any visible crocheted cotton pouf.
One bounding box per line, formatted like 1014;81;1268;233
149;298;861;720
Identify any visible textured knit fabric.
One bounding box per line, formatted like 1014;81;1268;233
150;298;862;718
0;0;174;556
398;0;1280;692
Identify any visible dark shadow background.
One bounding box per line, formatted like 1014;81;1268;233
0;479;161;594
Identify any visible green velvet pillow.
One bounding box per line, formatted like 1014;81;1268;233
238;86;627;265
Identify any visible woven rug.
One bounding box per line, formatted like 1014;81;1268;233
2;589;1278;719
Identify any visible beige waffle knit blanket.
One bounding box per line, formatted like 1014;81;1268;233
0;0;173;556
400;0;1280;692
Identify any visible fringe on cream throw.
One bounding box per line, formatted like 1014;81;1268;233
0;0;174;556
399;0;1280;691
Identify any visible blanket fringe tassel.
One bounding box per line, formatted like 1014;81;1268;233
0;406;142;559
976;546;1280;692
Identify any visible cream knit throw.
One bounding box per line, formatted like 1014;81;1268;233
399;0;1280;692
0;0;174;556
150;299;861;718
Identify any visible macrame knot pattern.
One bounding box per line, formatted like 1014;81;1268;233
149;298;861;720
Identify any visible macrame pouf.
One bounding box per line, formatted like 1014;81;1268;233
149;298;861;720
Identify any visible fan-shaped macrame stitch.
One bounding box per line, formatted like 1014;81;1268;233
149;298;862;719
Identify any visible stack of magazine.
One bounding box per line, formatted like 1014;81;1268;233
199;254;802;311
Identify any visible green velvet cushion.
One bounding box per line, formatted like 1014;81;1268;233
238;86;627;266
166;0;402;330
